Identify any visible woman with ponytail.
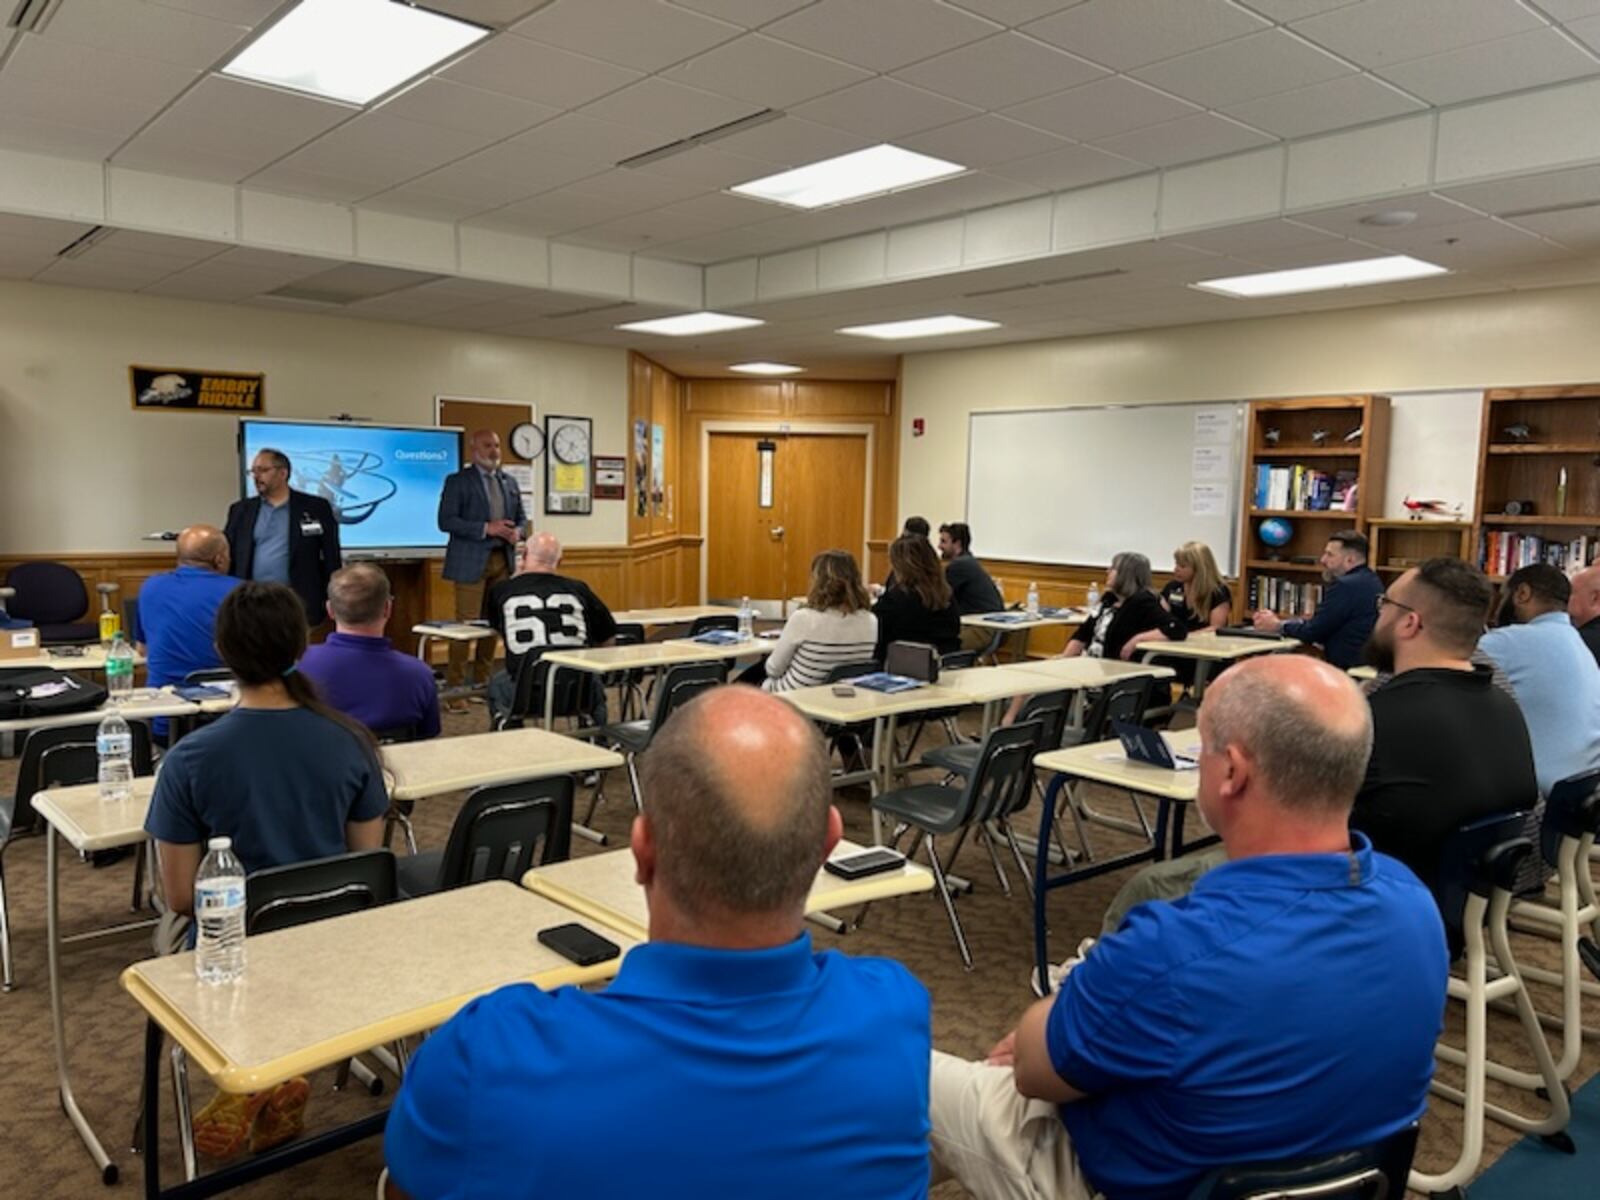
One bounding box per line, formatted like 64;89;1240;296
145;581;389;920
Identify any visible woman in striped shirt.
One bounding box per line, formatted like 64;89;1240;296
760;550;879;694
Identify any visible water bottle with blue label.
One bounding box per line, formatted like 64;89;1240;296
1026;581;1040;618
96;711;133;803
194;837;247;985
738;596;753;641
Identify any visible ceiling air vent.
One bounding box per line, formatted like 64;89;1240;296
618;109;783;169
963;267;1127;299
7;0;59;33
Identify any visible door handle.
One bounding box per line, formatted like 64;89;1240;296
770;526;785;539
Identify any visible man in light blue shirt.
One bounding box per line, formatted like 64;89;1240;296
250;497;291;586
1479;563;1600;796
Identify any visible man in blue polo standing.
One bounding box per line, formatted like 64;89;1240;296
437;429;525;710
134;524;240;740
384;686;932;1199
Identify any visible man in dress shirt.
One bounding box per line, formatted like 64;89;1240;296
223;448;341;626
437;429;526;709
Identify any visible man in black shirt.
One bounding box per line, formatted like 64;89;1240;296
1354;557;1538;891
484;532;617;726
1570;563;1600;667
938;521;1004;652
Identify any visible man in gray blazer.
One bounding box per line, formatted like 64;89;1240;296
437;429;526;705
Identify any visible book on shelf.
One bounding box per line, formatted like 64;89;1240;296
1478;531;1598;578
1247;574;1324;616
1252;464;1349;512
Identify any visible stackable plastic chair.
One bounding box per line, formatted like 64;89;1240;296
397;777;573;898
594;661;722;817
1189;1122;1418;1200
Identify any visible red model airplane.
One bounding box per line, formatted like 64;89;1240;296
1402;496;1463;520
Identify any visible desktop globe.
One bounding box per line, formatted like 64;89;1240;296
1258;517;1294;557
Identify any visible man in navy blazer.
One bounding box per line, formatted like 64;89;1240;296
438;429;526;701
1251;529;1382;669
224;448;342;625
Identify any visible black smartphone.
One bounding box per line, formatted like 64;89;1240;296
537;922;621;967
824;848;907;881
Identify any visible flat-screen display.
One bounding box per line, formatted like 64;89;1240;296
238;419;462;552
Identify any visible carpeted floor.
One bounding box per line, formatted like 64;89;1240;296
0;702;1594;1198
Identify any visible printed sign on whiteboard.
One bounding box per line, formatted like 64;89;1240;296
1191;444;1229;480
1190;483;1229;516
1193;407;1233;444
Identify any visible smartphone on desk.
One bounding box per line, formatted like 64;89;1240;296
824;848;907;880
831;684;856;697
538;922;621;967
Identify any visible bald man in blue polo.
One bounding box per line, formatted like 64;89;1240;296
384;686;931;1199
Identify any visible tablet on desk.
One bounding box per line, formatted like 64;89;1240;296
982;613;1030;625
1112;720;1198;770
850;672;923;694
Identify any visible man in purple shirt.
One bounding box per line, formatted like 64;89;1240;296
300;563;441;739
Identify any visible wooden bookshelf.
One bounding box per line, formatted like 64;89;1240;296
1240;395;1390;617
1473;386;1600;579
1368;519;1473;578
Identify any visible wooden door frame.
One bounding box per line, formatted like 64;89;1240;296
699;420;875;603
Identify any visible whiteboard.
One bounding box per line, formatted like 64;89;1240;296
965;402;1245;574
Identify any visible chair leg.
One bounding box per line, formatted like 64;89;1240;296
924;833;974;972
171;1045;197;1182
978;824;1012;898
1000;819;1035;903
130;842;147;912
0;855;12;993
625;754;643;812
581;779;606;827
1063;786;1096;862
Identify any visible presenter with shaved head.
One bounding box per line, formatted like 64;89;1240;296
438;429;527;707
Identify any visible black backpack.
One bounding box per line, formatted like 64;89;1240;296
0;668;109;720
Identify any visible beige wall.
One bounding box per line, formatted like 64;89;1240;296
0;279;628;554
899;283;1600;537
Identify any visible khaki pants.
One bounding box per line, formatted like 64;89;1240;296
1100;845;1227;934
448;551;510;688
960;623;997;655
929;1051;1096;1200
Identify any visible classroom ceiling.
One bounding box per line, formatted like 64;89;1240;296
3;0;1600;379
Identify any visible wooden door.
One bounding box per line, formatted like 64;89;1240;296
705;432;869;601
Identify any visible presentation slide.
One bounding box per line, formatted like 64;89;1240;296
239;419;461;552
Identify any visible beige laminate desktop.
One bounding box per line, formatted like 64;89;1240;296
382;727;624;801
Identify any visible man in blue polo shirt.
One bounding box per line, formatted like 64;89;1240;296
299;563;440;739
134;525;240;738
930;656;1447;1200
1251;529;1382;668
384;686;931;1200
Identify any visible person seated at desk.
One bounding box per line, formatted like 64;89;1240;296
1119;539;1233;664
931;656;1447;1200
1568;562;1600;667
878;514;930;593
299;563;440;740
484;531;616;727
874;533;961;661
384;686;932;1200
1250;529;1380;668
1480;563;1600;799
752;550;877;694
939;521;1005;652
134;523;240;740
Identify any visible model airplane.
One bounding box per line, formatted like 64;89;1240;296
1402;496;1463;520
1503;423;1533;442
1263;428;1281;446
1343;426;1363;444
1311;429;1330;446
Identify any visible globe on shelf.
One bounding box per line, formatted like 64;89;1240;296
1258;517;1294;549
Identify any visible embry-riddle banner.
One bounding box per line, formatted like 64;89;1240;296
131;366;265;413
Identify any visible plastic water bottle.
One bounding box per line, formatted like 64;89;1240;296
96;711;134;803
1026;581;1040;618
105;632;135;698
1086;582;1102;611
194;837;247;985
738;595;753;641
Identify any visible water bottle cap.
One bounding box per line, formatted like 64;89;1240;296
207;836;232;851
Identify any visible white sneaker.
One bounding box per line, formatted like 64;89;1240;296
1029;938;1097;997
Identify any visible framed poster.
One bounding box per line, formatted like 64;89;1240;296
545;414;593;515
593;455;626;500
132;365;264;413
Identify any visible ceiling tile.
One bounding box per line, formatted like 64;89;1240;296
1290;193;1488;237
629;144;779;188
451;137;607;191
563;209;726;251
561;168;707;210
654;190;781;226
472;189;642;236
1290;0;1546;69
425;1;561;24
358;189;499;222
664;33;873;108
113;76;352;182
895;31;1108;109
900;114;1070;168
1091;112;1277;166
1221;73;1424;138
1006;75;1198;142
1435;164;1600;214
577;77;761;139
987;143;1148;188
1165;217;1346;257
375;79;559;140
42;0;250;69
1535;0;1600;17
440;34;644;108
764;0;999;72
147;0;282;20
1570;15;1600;55
1133;29;1354;108
943;1;1090;25
1023;0;1269;71
0;112;126;159
791;77;981;140
513;0;741;71
646;225;799;263
0;32;199;138
1502;204;1600;251
102;229;229;260
1493;255;1600;289
1357;217;1569;270
1377;27;1600;105
710;115;871;166
1235;0;1363;17
483;112;663;165
665;0;817;25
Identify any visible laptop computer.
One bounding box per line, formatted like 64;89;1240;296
1111;720;1199;770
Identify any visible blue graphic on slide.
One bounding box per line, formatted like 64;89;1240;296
240;421;461;551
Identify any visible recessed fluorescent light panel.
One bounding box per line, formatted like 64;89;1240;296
223;0;489;106
1191;255;1448;299
731;144;965;210
838;315;1000;340
616;312;765;336
729;362;804;375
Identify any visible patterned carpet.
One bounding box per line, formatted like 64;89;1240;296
0;703;1594;1198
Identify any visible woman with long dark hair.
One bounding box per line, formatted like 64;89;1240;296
873;534;961;661
145;581;389;920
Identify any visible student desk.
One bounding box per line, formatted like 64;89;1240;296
0;687;198;737
611;605;739;627
522;839;934;941
410;620;496;662
4;645;146;671
933;664;1095;738
121;882;636;1200
1134;630;1302;698
1348;664;1378;681
537;639;771;731
382;727;623;802
960;609;1086;660
1030;729;1213;988
30;777;161;1184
